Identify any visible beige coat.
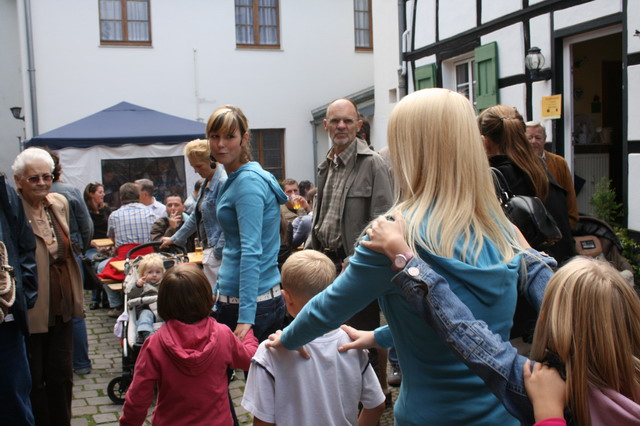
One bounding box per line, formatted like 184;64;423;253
22;192;84;334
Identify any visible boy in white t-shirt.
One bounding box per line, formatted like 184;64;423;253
241;250;386;426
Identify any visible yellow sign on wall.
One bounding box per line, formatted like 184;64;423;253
541;95;562;119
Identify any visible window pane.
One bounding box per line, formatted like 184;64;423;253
259;0;277;6
263;150;282;167
100;0;122;19
261;131;282;150
354;0;371;48
236;0;253;5
128;22;149;41
456;63;469;85
235;3;254;44
127;1;148;20
101;21;123;41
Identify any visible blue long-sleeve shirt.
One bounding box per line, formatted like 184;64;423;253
214;162;286;324
281;231;523;425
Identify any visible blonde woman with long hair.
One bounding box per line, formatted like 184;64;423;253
269;89;529;425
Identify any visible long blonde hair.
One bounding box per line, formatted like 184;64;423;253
530;257;640;426
387;88;517;262
206;105;252;164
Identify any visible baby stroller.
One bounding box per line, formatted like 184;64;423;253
572;215;635;284
107;242;188;404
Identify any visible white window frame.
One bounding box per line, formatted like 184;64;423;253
442;53;476;107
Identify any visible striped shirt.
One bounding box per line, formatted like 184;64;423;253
107;202;155;248
314;140;358;249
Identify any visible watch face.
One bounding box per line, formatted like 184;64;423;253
394;254;407;269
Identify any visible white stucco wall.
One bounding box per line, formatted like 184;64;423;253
554;0;622;31
498;84;526;116
531;79;553;136
628;65;640;141
413;0;436;48
628;0;640;54
372;0;400;151
629;154;640;232
481;23;525;77
16;0;374;185
0;0;25;176
438;0;476;40
481;0;521;24
529;13;552;70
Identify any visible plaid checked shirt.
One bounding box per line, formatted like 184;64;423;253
314;139;358;249
107;202;156;248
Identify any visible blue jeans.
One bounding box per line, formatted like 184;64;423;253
136;309;155;334
214;296;285;342
389;250;556;424
0;321;34;425
73;254;92;372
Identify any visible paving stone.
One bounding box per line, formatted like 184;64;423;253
70;418;88;426
74;390;99;398
73;405;98;415
86;396;114;405
72;399;88;407
93;413;118;424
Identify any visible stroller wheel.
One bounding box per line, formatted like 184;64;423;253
107;376;131;404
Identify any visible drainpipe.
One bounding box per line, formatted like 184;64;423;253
24;0;39;136
397;0;408;98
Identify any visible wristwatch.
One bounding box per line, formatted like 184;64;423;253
392;252;414;271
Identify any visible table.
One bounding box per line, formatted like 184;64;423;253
91;238;114;248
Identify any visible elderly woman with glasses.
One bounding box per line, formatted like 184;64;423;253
12;147;84;425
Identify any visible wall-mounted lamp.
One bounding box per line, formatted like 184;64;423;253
525;47;552;81
10;106;25;121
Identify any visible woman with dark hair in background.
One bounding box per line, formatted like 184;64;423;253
478;105;575;341
84;182;112;310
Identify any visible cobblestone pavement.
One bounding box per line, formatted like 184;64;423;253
71;291;397;425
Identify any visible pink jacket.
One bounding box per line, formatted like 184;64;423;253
120;317;258;426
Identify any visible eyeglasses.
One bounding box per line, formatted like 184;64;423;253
26;174;54;184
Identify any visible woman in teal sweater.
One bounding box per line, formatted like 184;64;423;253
272;89;527;425
208;105;287;342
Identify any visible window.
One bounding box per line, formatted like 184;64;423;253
99;0;151;45
235;0;280;48
354;0;372;50
454;59;475;103
250;129;285;180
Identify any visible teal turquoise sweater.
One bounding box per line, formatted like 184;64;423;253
215;162;287;324
281;233;521;425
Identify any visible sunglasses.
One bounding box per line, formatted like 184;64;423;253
26;174;54;184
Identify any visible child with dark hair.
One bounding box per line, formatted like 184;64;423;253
120;264;258;426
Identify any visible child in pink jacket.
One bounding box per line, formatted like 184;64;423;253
120;264;258;426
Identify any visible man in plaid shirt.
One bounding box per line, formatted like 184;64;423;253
103;183;156;317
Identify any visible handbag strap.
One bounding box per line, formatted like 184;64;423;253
490;167;514;205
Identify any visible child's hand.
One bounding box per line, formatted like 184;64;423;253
136;276;146;287
524;359;566;422
360;211;411;262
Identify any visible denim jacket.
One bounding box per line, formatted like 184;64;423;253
390;249;556;425
171;166;227;258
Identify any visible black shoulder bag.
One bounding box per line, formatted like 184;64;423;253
490;167;562;249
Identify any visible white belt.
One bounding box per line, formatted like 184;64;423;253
216;284;281;304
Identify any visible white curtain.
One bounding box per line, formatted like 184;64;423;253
100;0;122;41
259;0;278;45
235;0;254;44
354;0;370;48
127;1;150;41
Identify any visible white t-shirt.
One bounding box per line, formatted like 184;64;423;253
242;328;385;425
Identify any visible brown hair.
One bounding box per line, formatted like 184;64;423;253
206;105;252;163
281;250;335;302
478;105;549;201
83;182;106;211
280;178;298;190
530;257;640;426
157;264;214;324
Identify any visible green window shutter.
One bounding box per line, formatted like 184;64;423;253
474;42;499;111
415;63;437;90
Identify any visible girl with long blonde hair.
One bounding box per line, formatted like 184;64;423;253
270;89;532;425
363;213;640;426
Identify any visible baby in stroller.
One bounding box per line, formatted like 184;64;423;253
126;253;165;345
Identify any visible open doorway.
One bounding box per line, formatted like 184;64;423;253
567;30;622;216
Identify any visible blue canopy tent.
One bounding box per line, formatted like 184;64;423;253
27;101;205;149
25;102;206;204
